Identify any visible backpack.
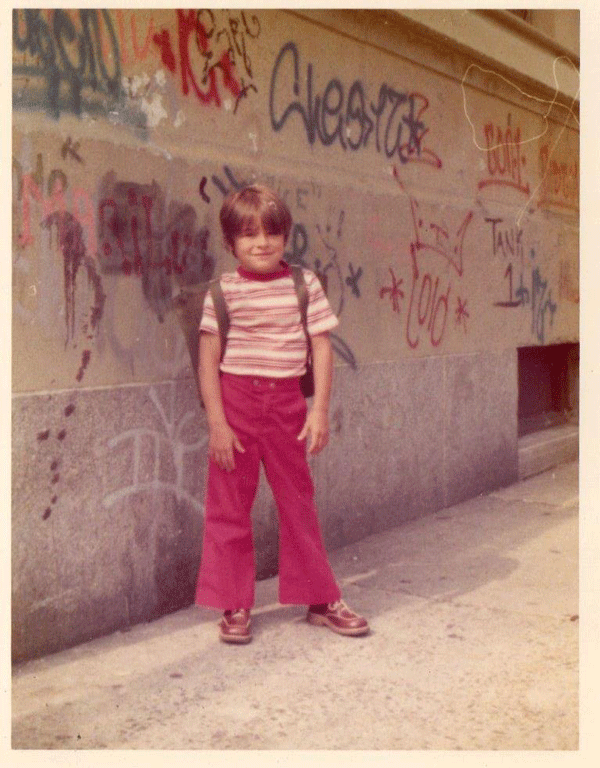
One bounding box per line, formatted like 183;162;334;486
172;265;314;405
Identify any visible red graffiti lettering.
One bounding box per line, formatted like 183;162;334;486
400;93;443;169
153;29;176;72
455;296;469;332
379;267;404;313
175;9;241;107
479;114;530;195
538;144;578;211
406;245;451;349
394;165;472;277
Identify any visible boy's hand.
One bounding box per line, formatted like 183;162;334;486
209;421;245;471
298;408;329;455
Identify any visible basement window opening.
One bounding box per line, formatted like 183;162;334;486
517;343;579;437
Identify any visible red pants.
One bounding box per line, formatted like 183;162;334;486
195;373;341;610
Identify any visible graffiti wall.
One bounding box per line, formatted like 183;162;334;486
12;9;579;661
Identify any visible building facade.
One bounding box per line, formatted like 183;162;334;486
12;9;579;662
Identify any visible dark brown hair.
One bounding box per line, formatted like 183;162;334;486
219;184;293;251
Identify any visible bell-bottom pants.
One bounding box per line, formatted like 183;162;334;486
195;372;341;610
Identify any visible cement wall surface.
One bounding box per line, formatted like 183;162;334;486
12;9;579;661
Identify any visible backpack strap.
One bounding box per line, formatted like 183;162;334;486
290;265;309;335
208;279;230;362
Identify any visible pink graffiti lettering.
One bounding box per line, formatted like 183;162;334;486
112;9;157;64
14;153;97;254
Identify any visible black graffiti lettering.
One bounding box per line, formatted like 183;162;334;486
61;137;84;164
286;223;309;266
13;9;121;118
211;175;229;197
384;88;408;159
199;177;210;203
402;94;425;161
270;42;428;160
208;165;248;201
486;216;525;262
330;333;357;369
531;267;557;343
270;42;316;144
345;262;363;298
370;85;387;154
346;81;372;150
321;79;345;148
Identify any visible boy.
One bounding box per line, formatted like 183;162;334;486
195;184;369;643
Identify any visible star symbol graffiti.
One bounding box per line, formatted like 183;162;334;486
379;267;405;313
455;296;470;332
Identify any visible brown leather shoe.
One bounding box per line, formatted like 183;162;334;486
219;609;252;644
307;600;369;636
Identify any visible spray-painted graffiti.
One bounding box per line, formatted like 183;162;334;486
103;384;207;513
479;114;530;195
270;42;441;166
13;8;261;122
485;217;524;263
200;165;249;205
43;211;106;354
379;268;404;313
97;172;215;319
379;167;473;349
487;218;558;343
14;152;97;254
494;257;558;343
195;9;261;112
13;9;121;119
559;259;579;304
345;263;364;298
405;243;453;349
538;144;578;211
455;296;469;332
61;138;84;164
14;145;105;374
36;402;78;521
402;186;473;278
153;9;259;112
113;9;159;64
291;207;357;368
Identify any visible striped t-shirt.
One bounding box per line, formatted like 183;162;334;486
200;263;338;378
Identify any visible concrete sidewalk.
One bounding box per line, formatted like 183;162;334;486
11;461;579;750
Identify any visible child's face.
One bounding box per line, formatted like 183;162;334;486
232;220;285;275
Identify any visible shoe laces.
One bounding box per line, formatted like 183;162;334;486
328;599;350;614
226;609;249;620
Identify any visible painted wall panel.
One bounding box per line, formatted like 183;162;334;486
13;9;579;394
12;9;578;660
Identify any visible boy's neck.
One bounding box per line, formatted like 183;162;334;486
237;260;291;281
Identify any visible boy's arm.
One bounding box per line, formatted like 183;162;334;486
298;332;333;455
199;331;245;471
